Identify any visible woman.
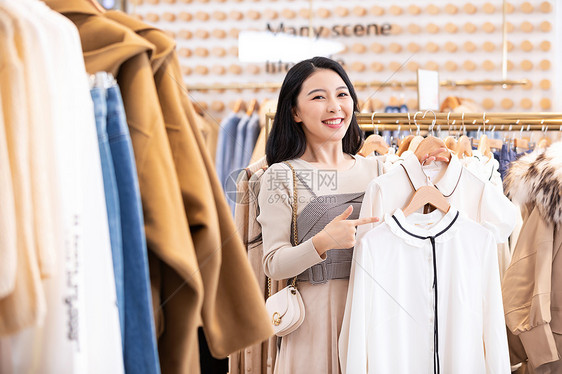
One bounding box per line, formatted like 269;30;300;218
257;57;381;373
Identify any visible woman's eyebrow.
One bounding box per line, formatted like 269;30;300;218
307;86;348;96
306;88;326;96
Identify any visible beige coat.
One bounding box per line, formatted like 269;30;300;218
232;157;284;374
503;142;562;373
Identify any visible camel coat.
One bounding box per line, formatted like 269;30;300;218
105;8;273;366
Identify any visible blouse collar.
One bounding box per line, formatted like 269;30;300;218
385;208;460;248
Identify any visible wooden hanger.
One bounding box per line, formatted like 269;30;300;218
397;134;415;156
488;138;503;152
233;99;246;113
403;185;450;216
444;136;457;151
442;112;457;152
477;134;493;158
246;99;258;116
359;111;389;156
439;96;461;112
408;135;424;152
455;135;473;158
358;134;389;156
537;125;552;149
514;138;529;150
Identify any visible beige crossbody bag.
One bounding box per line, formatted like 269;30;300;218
264;162;306;337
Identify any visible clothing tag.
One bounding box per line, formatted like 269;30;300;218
414;221;436;228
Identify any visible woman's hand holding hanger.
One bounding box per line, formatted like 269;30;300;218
420;147;450;166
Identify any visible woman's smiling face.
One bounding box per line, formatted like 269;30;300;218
292;68;354;146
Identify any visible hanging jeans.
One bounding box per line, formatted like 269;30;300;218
90;87;125;339
106;85;161;374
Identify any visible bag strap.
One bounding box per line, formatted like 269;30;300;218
267;161;299;297
282;161;299;247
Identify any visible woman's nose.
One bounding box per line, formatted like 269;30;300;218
327;97;341;112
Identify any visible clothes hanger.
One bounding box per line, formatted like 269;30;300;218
413;110;451;164
537;123;551;149
246;98;258;116
476;113;493;158
397;135;415;155
233;99;246;114
408;135;424;152
443;112;458;151
444;136;457;151
358;112;390;156
477;134;492;158
513;122;529;150
359;135;390;156
397;111;419;156
89;71;116;90
439;96;461;112
455;135;473;158
402;185;450;216
452;113;472;159
487;126;504;152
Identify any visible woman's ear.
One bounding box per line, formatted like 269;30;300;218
292;108;302;124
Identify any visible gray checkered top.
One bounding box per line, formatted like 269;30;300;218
292;171;364;285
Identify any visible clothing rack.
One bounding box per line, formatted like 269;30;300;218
355;112;562;132
264;112;562;139
185;79;529;92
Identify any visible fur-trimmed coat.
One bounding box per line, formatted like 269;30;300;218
503;142;562;373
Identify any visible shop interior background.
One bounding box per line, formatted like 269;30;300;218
124;0;561;122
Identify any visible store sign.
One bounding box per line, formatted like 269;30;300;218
239;30;346;65
240;23;394;73
266;23;392;38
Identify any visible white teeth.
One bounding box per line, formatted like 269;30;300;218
324;119;342;125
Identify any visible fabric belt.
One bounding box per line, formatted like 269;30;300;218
296;261;352;284
391;211;459;374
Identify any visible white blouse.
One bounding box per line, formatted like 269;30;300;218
341;208;510;374
356;153;518;245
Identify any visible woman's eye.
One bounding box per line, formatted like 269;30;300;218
338;92;349;97
312;95;325;100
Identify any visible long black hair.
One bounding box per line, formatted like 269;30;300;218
266;57;363;166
